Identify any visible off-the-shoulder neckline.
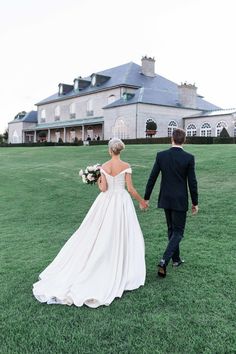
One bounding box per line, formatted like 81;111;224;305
100;167;131;178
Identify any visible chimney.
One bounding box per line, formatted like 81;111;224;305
178;82;197;109
141;56;155;77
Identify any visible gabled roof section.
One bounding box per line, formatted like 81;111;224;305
36;61;220;111
9;111;38;124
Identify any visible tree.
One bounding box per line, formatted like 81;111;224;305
3;129;8;141
145;119;157;137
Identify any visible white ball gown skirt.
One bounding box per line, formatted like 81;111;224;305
33;169;146;308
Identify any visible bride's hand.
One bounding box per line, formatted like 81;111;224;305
139;199;148;210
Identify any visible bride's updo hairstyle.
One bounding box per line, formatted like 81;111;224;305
108;138;125;155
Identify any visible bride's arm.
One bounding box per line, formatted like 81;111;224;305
125;173;147;208
98;173;107;192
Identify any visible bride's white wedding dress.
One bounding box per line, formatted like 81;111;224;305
33;167;146;308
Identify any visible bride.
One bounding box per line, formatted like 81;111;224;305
33;138;147;308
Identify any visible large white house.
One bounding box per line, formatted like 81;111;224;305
8;56;236;143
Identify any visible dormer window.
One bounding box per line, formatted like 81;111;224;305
74;79;79;91
58;83;73;95
91;75;96;87
90;73;110;87
59;84;63;95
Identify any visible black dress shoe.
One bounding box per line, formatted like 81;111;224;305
157;260;167;278
172;259;185;267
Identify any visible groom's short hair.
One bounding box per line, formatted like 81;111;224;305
172;128;186;145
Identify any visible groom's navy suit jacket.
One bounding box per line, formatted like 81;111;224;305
144;147;198;211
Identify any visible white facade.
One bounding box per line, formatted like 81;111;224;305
8;58;236;143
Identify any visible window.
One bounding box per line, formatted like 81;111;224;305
55;130;60;142
54;106;60;121
167;121;177;137
186;123;197;137
216;121;227;137
112;118;129;139
70;129;76;142
69;103;76;119
40;109;46;123
200;122;211;137
86;99;93;116
107;95;116;105
234;123;236;137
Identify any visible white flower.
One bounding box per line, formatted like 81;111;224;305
85;168;88;174
87;173;95;181
79;169;84;177
87;166;94;172
82;175;87;183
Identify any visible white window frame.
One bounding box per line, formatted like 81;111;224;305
200;122;211;137
69;103;76;119
167;120;178;137
86;99;93;116
112;118;129;139
54;106;60;121
186;123;197;137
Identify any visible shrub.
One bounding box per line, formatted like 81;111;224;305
220;127;230;138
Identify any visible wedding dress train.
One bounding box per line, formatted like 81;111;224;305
33;167;146;308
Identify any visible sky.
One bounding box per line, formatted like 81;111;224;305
0;0;236;133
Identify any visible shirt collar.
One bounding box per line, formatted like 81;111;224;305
171;144;183;149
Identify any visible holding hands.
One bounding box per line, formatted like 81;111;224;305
139;199;149;211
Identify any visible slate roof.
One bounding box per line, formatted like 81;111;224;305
9;111;38;124
104;87;219;111
36;62;220;111
183;108;236;119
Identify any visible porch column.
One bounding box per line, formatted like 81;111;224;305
48;129;51;142
34;131;37;143
22;131;25;143
82;125;85;141
64;127;66;142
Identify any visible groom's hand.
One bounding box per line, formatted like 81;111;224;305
192;205;199;215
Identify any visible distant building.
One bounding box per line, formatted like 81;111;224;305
8;56;236;143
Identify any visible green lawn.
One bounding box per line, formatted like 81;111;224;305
0;144;235;354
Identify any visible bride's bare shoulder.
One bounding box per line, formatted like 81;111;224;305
120;161;130;169
101;161;112;172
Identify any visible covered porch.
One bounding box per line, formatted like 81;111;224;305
23;117;104;143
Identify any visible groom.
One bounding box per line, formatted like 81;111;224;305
143;128;198;278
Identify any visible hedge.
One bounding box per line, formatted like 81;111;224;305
1;137;235;148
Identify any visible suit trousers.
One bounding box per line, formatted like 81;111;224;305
163;209;187;265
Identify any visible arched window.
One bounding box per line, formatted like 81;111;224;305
167;121;177;137
216;121;227;137
54;106;60;121
107;95;116;105
112;118;129;139
86;99;93;116
69;103;76;119
200;122;211;137
40;109;46;123
186;123;197;137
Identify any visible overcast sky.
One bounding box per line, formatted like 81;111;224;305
0;0;235;133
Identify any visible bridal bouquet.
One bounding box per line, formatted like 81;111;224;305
79;164;101;185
